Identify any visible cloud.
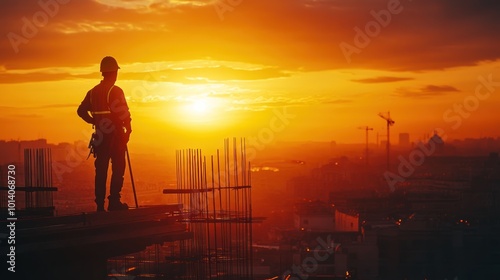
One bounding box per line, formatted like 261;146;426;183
0;0;500;72
421;85;460;93
94;0;214;11
54;21;168;34
323;99;352;104
128;86;307;112
94;0;164;10
0;104;78;110
10;114;43;119
38;103;79;109
351;76;414;84
0;72;72;84
0;60;288;83
0;106;18;110
226;94;331;111
395;84;460;98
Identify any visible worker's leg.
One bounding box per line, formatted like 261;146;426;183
94;150;110;211
109;145;126;201
108;135;128;211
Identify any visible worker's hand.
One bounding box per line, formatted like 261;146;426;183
124;131;131;144
88;117;96;125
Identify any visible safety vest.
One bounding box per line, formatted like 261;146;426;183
90;85;115;116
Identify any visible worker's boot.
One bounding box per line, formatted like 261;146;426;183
95;199;105;212
108;201;128;211
108;196;129;211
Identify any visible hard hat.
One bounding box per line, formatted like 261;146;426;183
100;56;120;72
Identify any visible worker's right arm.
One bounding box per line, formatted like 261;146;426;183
77;91;95;125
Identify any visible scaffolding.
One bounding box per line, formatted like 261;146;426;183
0;148;56;217
163;138;254;279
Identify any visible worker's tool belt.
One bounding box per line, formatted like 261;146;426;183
87;132;97;159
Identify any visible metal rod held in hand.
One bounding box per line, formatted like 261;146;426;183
126;145;139;208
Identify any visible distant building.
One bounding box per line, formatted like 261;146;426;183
335;209;359;232
287;157;362;200
293;201;334;232
399;133;410;147
428;131;445;154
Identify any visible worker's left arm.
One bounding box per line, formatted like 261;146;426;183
77;91;94;125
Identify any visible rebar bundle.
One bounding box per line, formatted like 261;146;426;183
164;138;254;279
24;148;54;209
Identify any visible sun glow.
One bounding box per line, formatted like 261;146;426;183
188;98;211;115
179;95;223;123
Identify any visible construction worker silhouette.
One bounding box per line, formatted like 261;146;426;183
77;56;132;211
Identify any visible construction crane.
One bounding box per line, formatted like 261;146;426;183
378;111;395;170
358;126;373;166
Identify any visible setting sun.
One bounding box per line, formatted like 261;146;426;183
185;97;213;116
190;99;209;114
172;94;228;127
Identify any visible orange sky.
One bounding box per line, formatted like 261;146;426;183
1;0;500;153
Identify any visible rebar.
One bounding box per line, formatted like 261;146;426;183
23;148;54;210
165;138;253;279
